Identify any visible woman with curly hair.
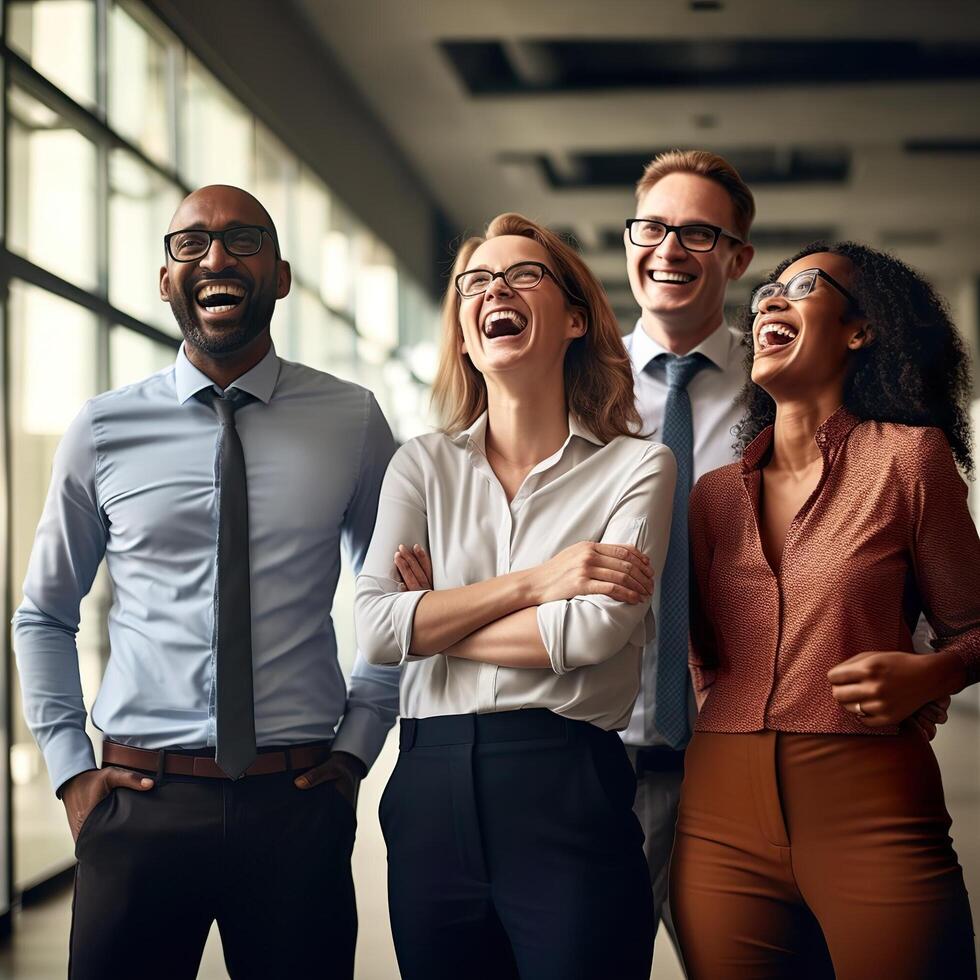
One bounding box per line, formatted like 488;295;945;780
355;213;676;979
670;241;978;979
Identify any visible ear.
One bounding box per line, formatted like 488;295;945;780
728;243;755;281
159;265;170;302
623;227;631;250
847;319;875;350
567;307;587;338
276;260;292;300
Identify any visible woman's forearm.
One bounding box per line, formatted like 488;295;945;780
446;607;551;668
409;570;539;656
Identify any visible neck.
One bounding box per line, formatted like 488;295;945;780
640;309;723;356
184;330;272;391
770;388;844;474
483;374;570;467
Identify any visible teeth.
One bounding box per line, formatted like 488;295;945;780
196;282;246;301
760;323;799;347
651;271;695;283
208;305;237;313
483;309;527;333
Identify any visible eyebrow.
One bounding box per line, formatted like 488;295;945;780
171;222;261;232
638;214;716;225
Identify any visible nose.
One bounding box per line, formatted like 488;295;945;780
198;238;239;273
757;291;789;315
654;229;689;262
484;273;515;302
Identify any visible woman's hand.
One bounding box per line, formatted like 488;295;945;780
828;650;966;728
393;544;433;591
906;696;951;741
528;541;654;605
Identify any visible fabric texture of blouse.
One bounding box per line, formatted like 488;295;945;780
689;406;980;735
355;412;677;731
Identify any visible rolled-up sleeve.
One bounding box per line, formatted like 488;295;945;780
909;428;980;687
354;442;432;667
537;443;676;675
12;401;107;794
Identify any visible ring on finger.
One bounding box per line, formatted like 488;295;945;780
854;702;867;718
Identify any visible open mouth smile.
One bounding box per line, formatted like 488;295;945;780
195;281;248;316
647;270;697;286
756;321;799;354
482;309;528;339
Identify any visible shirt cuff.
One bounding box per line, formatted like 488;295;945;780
332;706;392;772
537;600;569;676
390;587;432;666
44;728;97;797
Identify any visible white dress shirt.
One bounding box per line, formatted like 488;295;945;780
620;320;747;746
355;412;677;731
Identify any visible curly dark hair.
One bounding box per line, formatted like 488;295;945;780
732;241;974;476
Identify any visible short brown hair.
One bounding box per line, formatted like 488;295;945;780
433;212;642;444
635;150;755;241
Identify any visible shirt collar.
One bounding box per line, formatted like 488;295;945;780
627;318;732;375
449;410;604;453
741;405;863;472
174;341;281;405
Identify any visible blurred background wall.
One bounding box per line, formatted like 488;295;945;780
0;1;977;975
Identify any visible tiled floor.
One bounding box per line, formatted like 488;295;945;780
1;705;976;980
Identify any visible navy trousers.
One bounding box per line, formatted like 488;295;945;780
381;709;655;980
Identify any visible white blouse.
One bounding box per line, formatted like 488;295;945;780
354;412;676;731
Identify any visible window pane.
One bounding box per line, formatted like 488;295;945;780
292;169;329;287
254;124;296;258
108;149;183;336
8;282;105;887
7;0;96;107
180;57;254;188
8;86;98;290
323;201;357;315
108;2;173;166
355;237;399;352
110;328;176;389
278;286;356;379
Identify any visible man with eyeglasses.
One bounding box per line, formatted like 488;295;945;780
13;184;399;979
619;150;756;967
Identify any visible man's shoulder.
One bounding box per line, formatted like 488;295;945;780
275;357;379;416
88;365;177;418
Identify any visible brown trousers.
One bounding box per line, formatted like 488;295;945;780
670;729;976;980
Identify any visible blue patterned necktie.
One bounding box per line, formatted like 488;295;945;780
650;353;708;747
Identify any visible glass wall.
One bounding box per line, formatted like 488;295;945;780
2;0;439;897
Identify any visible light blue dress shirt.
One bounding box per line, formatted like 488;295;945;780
13;342;401;793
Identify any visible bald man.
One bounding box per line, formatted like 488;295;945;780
13;186;400;979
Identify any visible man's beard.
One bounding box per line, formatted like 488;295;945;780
170;282;276;357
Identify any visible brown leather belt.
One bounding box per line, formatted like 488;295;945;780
102;740;333;779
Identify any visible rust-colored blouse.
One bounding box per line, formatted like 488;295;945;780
688;406;980;735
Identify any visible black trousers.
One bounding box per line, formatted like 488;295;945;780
381;709;655;980
69;755;357;980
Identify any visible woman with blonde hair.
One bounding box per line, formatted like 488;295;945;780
355;213;676;979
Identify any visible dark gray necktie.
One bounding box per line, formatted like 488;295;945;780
650;353;708;747
202;388;257;779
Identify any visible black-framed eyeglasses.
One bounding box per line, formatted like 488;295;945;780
455;260;578;300
625;218;744;252
164;225;279;262
750;268;861;314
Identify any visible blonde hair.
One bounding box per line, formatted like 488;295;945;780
635;149;755;241
432;212;641;444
